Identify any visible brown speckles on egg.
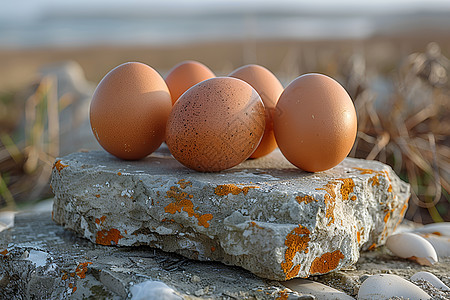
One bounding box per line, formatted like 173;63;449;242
166;77;265;172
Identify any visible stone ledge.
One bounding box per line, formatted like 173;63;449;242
50;147;410;280
2;211;449;299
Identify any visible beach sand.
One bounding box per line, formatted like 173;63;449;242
1;34;449;92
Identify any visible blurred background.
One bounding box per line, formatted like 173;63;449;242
0;0;449;223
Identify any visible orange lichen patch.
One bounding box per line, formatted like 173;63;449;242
384;211;391;223
117;172;122;176
1;249;8;256
368;176;380;186
432;231;442;236
368;243;377;251
355;168;395;198
166;186;189;201
196;213;213;228
393;200;409;231
354;167;375;174
357;231;361;243
53;160;68;173
62;272;68;281
211;246;216;252
70;272;76;277
281;225;311;280
316;182;336;199
95;215;106;225
383;170;392;182
250;221;264;229
316;182;337;225
69;283;77;294
314;178;356;226
214;184;258;196
177;179;192;189
309;250;345;275
95;194;100;198
96;228;124;245
310;250;345;274
276;290;289;300
161;218;175;223
337;178;355;200
296;195;317;204
165;185;213;228
75;262;92;279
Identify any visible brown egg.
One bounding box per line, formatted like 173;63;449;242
165;60;215;105
229;64;284;158
166;77;265;172
90;62;172;160
273;73;357;172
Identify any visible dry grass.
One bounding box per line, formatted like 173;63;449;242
344;42;450;223
0;76;59;209
0;40;449;223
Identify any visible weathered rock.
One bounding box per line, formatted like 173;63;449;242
0;211;300;299
1;211;449;299
51;147;410;280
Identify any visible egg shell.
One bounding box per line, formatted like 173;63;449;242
165;60;215;105
386;232;438;266
229;64;284;158
90;62;172;160
273;73;357;172
165;77;265;172
358;274;431;300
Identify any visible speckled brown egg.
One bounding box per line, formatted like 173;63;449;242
165;77;265;172
229;64;284;158
165;60;215;105
89;62;172;160
273;73;357;172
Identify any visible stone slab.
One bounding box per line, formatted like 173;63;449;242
1;211;449;299
50;147;410;280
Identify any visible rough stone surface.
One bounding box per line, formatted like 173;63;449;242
1;211;449;300
50;147;410;280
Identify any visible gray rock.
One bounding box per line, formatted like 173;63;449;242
51;147;410;280
1;211;449;299
0;212;295;299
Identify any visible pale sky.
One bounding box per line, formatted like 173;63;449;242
3;0;450;17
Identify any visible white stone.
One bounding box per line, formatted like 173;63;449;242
25;250;50;268
0;211;15;233
282;279;354;299
130;280;182;300
358;274;431;300
51;147;410;280
411;271;450;292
